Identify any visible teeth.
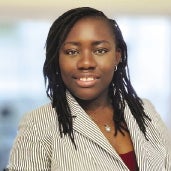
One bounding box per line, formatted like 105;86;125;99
80;77;94;81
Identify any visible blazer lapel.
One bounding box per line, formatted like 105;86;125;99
66;91;120;159
124;104;150;170
66;91;165;170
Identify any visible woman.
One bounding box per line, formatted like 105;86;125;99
6;7;171;171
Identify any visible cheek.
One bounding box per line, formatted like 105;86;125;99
59;57;69;80
59;57;76;85
60;66;71;81
99;65;115;84
98;59;115;73
59;56;72;73
98;60;116;82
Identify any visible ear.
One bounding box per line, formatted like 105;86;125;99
115;48;122;65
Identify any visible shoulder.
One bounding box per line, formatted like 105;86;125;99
141;98;164;127
142;98;171;143
7;103;56;170
141;98;156;113
141;98;164;124
20;103;57;125
17;103;59;139
141;99;171;168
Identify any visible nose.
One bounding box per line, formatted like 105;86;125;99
77;51;97;70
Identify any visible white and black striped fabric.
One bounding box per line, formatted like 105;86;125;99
6;91;171;170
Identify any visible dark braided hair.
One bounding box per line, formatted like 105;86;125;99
43;7;151;147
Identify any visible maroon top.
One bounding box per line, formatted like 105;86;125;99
119;151;138;171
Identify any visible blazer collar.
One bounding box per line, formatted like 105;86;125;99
66;91;148;167
66;91;167;170
66;91;119;158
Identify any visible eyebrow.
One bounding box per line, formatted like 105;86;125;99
92;40;110;46
63;42;80;46
63;40;110;46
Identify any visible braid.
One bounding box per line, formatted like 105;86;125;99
109;19;151;138
44;7;106;147
43;7;151;147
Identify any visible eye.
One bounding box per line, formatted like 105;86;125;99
94;48;109;55
64;49;79;56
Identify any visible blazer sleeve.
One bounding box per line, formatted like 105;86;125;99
6;110;51;171
143;99;171;171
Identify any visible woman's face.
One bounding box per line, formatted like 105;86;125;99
59;17;121;101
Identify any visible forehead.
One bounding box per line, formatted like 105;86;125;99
65;17;114;41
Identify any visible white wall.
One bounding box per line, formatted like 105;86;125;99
1;0;171;20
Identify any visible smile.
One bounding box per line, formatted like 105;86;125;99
73;74;100;88
79;77;95;81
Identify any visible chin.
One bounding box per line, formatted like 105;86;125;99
75;93;96;101
69;89;96;100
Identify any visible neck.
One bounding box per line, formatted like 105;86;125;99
77;95;111;110
75;96;114;123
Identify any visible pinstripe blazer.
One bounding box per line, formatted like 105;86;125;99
7;91;171;171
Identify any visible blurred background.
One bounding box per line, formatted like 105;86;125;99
0;0;171;169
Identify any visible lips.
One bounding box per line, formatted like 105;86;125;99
73;73;100;87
